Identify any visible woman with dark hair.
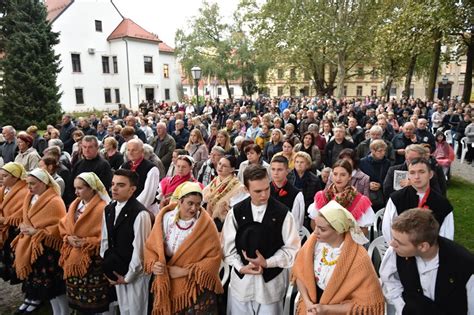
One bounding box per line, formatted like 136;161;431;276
294;132;322;172
39;155;65;196
145;182;223;314
203;155;246;231
273;138;297;170
237;144;271;183
309;159;374;234
320;120;334;143
432;131;454;176
326;148;370;197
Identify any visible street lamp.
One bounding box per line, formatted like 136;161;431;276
191;66;202;107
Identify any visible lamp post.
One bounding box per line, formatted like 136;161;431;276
191;66;202;108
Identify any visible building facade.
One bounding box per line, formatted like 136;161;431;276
45;0;181;113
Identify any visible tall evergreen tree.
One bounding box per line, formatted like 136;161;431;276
0;0;62;130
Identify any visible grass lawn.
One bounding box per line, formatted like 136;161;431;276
448;176;474;251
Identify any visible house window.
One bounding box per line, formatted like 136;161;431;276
371;86;377;96
277;86;284;96
144;56;153;73
95;20;102;32
165;88;170;100
145;88;154;101
113;56;118;73
75;88;84;104
104;88;111;103
229;87;234;96
356;85;363;97
357;66;364;79
115;88;120;103
290;86;296;96
390;87;397;96
217;87;222;95
343;85;348;96
370;67;377;79
163;64;169;78
290;68;296;80
71;53;81;72
277;68;284;80
102;56;110;74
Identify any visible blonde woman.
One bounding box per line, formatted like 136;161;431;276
216;130;236;156
185;129;209;176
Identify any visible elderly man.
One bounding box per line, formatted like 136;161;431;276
72;135;113;191
281;109;297;128
172;119;189;149
121;139;160;214
0;125;17;164
197;145;225;186
59;114;76;153
356;125;395;163
283;123;300;145
308;123;326;152
151;122;175;171
392;122;420;165
416;118;436;152
299;109;318;135
377;116;395;142
347;117;365;146
324;125;355;167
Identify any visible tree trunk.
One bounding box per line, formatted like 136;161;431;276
383;76;393;102
462;36;473;104
336;52;346;98
403;55;417;98
313;63;326;96
426;30;442;101
224;78;232;99
327;64;338;96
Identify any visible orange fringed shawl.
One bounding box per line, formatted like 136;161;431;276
144;202;224;315
292;233;385;315
11;187;66;280
58;194;106;279
0;180;29;247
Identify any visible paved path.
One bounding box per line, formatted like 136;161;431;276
451;159;474;184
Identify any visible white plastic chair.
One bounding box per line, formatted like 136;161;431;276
368;236;389;275
219;260;230;286
444;130;453;145
283;283;294;315
369;208;385;242
460;137;468;164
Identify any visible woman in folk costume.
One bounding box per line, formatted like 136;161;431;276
11;168;68;314
293;200;384;315
144;182;224;315
309;159;374;235
158;155;201;209
0;162;29;284
58;172;113;314
203;155;246;232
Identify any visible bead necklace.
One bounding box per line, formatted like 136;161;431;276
321;247;339;266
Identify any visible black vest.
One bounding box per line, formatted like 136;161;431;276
390;186;452;227
270;181;301;211
396;237;474;315
121;159;155;197
233;196;288;282
103;198;149;278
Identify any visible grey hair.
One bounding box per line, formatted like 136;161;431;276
48;138;64;150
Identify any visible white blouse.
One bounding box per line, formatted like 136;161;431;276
162;208;199;257
313;241;343;290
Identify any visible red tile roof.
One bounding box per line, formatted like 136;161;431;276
159;42;175;53
44;0;73;22
108;18;161;43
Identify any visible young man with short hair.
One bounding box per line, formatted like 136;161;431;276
100;169;153;315
380;209;474;314
382;158;454;243
222;164;300;314
269;155;305;230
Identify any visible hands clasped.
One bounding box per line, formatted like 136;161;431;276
240;250;267;275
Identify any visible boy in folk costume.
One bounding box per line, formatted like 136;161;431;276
222;164;300;314
100;169;153;315
380;209;474;314
382;158;454;243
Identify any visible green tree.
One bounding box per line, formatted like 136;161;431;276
0;0;62;130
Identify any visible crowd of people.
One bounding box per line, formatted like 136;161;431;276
0;94;473;315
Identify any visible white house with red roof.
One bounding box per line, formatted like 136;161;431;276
45;0;181;112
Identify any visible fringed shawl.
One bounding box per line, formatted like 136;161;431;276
144;202;223;315
203;175;245;222
11;187;66;280
58;194;106;278
0;180;28;247
315;189;372;221
292;233;385;315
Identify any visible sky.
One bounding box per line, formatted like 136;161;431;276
113;0;240;47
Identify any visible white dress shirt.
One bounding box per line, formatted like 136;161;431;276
222;202;300;304
382;196;454;243
380;246;474;315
